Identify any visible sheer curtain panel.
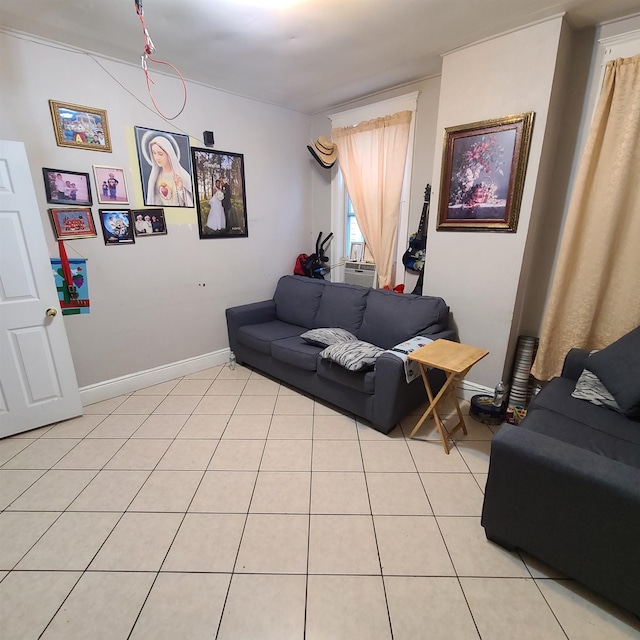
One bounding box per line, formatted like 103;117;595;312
332;110;412;288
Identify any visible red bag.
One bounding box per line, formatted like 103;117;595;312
294;254;309;276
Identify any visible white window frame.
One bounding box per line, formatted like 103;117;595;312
327;92;419;283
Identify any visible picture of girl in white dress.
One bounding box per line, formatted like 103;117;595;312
135;127;194;208
206;179;226;231
192;146;248;240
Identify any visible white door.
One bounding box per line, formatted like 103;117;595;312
0;140;82;438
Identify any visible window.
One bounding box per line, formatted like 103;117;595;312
345;191;364;259
328;92;418;277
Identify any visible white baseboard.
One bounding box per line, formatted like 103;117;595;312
457;379;493;402
79;349;230;406
79;349;492;408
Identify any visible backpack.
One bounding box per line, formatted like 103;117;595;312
294;254;309;276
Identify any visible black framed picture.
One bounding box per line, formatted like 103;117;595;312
134;126;194;208
191;147;248;239
132;208;167;236
42;168;92;206
98;209;135;245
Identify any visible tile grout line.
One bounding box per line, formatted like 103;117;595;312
527;565;572;640
126;372;229;639
214;364;269;640
302;393;317;640
35;390;142;639
358;416;395;640
406;413;485;640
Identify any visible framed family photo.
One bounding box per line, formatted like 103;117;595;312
191;147;248;239
132;208;167;236
43;168;92;206
93;166;129;204
98;209;135;245
437;112;535;232
49;100;111;152
134;126;194;208
349;242;364;262
48;208;97;240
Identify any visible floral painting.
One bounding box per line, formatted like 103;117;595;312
437;113;535;232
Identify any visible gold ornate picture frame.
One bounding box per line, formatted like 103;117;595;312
437;112;534;232
49;100;112;152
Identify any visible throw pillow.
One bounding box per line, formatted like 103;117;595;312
300;327;357;348
586;325;640;419
571;368;622;412
320;340;384;371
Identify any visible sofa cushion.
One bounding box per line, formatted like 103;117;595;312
571;368;621;412
317;358;376;394
358;289;449;349
300;327;357;348
519;407;640;468
312;283;369;334
271;336;322;371
237;320;304;355
586;325;640;419
273;275;325;329
319;341;384;371
529;377;640;447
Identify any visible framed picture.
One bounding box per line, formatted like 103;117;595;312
131;208;167;236
191;147;248;239
42;168;93;206
93;166;129;204
49;100;111;152
98;209;135;245
134;126;194;208
437;112;535;232
349;242;364;262
48;208;97;240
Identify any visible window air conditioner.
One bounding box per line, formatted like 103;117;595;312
344;261;377;288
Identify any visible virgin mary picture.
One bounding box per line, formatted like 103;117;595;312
134;126;194;208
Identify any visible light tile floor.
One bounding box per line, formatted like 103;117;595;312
1;364;639;639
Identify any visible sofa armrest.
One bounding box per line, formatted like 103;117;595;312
482;423;640;615
426;328;458;342
226;299;276;327
561;348;590;382
226;300;277;359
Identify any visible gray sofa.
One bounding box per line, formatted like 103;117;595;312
226;275;457;433
481;340;640;616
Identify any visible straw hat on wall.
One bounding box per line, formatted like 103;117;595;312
307;136;338;168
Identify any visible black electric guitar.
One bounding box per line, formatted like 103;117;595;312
402;184;431;273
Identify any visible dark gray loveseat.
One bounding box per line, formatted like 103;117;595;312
481;335;640;616
226;275;456;433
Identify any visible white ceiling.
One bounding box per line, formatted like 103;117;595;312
2;0;639;113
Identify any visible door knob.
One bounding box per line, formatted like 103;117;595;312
46;308;58;318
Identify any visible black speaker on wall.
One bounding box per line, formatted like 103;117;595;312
203;131;215;147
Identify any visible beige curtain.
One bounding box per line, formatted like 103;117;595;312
531;54;640;380
332;110;412;287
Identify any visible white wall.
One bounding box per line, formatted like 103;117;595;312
0;31;312;387
425;16;569;388
309;14;640;393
